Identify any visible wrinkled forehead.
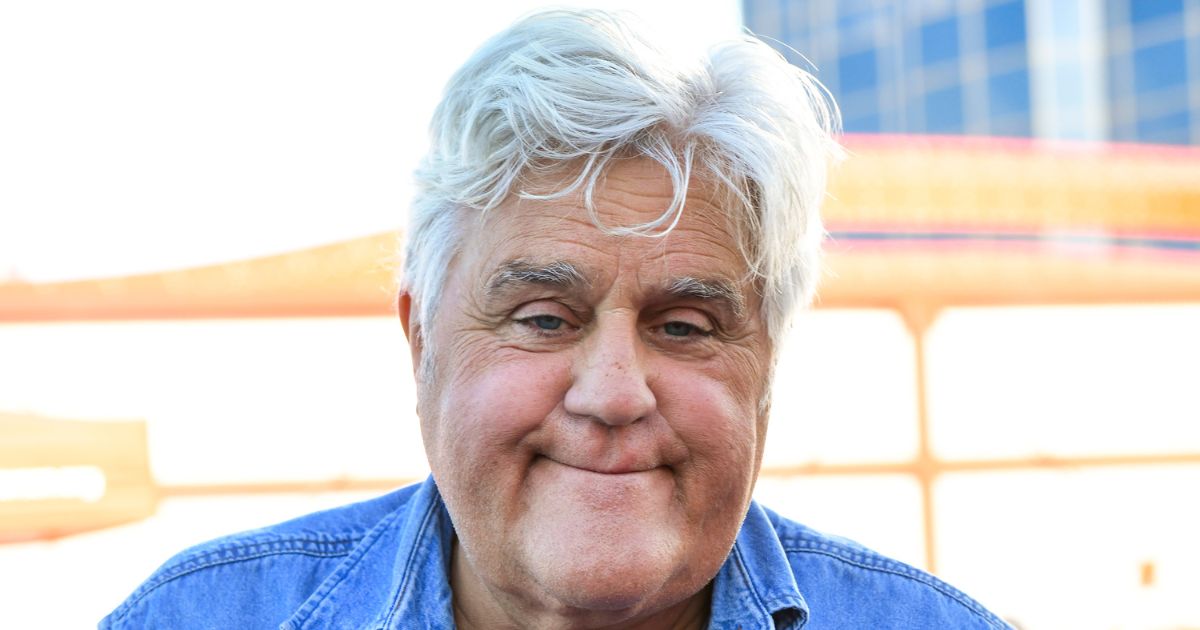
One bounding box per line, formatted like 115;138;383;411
448;159;763;319
475;157;756;268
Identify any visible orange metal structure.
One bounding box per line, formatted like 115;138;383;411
3;135;1198;321
0;414;155;544
3;135;1199;565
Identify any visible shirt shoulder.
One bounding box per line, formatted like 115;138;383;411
762;508;1011;630
99;485;420;630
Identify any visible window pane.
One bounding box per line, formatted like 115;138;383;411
989;113;1032;137
1136;110;1192;145
927;305;1200;459
1130;0;1183;24
985;0;1027;49
845;112;882;133
988;68;1031;119
839;48;879;93
765;310;918;467
921;17;959;65
1133;40;1188;93
924;85;965;133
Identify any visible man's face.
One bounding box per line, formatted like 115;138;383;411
411;158;773;625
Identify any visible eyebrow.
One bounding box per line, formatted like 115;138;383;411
484;260;588;299
665;276;747;320
483;260;746;320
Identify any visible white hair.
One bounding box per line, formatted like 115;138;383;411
403;8;841;350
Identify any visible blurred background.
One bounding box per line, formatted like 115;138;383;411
1;1;1198;628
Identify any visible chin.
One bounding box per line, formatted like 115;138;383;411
521;534;690;615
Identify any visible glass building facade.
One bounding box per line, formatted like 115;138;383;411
744;0;1200;145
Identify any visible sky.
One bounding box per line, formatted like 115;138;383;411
0;0;742;283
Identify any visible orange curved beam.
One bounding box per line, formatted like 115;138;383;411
1;135;1198;322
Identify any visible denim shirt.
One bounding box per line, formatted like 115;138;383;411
101;476;1009;629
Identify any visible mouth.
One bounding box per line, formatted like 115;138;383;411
529;455;675;510
539;455;663;476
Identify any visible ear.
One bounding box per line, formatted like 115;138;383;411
397;291;423;377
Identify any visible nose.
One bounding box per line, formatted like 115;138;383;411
563;315;656;426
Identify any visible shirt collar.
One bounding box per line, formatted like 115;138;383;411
709;500;809;629
281;476;455;630
283;478;807;629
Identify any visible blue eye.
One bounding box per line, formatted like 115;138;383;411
663;321;696;337
529;315;564;330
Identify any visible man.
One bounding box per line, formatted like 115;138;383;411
103;9;1008;629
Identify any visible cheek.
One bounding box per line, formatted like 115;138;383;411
426;349;573;472
656;367;762;480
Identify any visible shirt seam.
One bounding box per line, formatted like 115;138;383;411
288;507;408;629
783;547;1008;629
107;543;357;625
726;542;774;629
381;491;443;627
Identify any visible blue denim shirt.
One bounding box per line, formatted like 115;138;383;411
101;476;1009;629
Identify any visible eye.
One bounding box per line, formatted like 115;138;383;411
663;321;693;337
527;315;564;331
510;300;580;339
513;309;574;337
662;321;709;337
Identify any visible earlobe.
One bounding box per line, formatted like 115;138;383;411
398;292;423;377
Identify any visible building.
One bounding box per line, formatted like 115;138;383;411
744;0;1200;144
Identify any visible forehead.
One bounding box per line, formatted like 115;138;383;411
462;159;749;289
